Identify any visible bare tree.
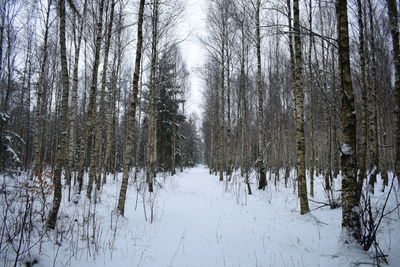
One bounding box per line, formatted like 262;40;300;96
293;0;309;214
336;0;361;242
117;0;145;215
386;0;400;183
76;0;106;196
47;0;70;229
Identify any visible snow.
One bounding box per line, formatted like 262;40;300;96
6;146;20;163
0;112;10;122
341;143;352;156
2;166;400;266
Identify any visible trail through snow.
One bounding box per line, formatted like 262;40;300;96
39;166;400;267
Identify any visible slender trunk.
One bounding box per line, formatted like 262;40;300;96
76;0;105;195
327;114;332;191
47;0;70;229
103;10;123;183
0;3;5;81
135;62;144;179
33;0;52;178
240;23;251;194
308;0;315;197
366;0;378;194
256;0;266;190
146;0;159;193
386;0;400;183
293;0;309;214
67;0;87;197
357;0;367;196
88;0;116;197
226;44;232;180
336;0;361;242
171;90;176;175
117;0;146;215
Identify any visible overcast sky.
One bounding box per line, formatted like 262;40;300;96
176;0;208;120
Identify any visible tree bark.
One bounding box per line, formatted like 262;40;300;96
336;0;361;242
76;0;105;195
117;0;146;216
219;11;226;182
88;0;116;198
367;0;378;194
256;0;266;190
103;6;123;184
146;0;159;193
387;0;400;183
308;0;315;198
67;0;87;199
357;0;367;196
33;0;52;178
293;0;309;214
47;0;70;229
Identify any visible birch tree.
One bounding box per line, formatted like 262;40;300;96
293;0;309;214
47;0;70;229
387;0;400;183
336;0;361;242
117;0;145;215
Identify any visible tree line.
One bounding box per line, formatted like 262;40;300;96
1;0;400;260
201;0;399;249
0;0;201;228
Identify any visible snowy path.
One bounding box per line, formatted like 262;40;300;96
59;166;400;267
135;166;341;267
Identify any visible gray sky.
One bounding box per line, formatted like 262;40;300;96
177;0;208;119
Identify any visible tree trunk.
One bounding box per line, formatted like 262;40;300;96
357;0;367;196
226;43;232;180
218;7;226;182
386;0;400;183
171;88;177;175
103;7;123;184
67;0;87;199
47;0;70;229
256;0;266;190
367;0;378;194
293;0;309;214
308;0;315;198
76;0;105;195
33;0;52;178
336;0;361;242
146;0;159;193
88;0;116;198
117;0;146;216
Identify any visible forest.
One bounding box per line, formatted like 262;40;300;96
1;0;400;266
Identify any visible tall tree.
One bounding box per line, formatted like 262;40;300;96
255;0;267;190
47;0;70;229
117;0;146;215
387;0;400;183
293;0;309;214
88;0;116;197
76;0;106;196
336;0;361;242
357;0;367;194
366;0;378;194
67;0;88;199
33;0;52;178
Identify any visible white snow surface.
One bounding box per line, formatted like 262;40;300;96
3;166;400;266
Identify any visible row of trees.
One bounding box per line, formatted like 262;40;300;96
0;0;201;227
201;0;399;246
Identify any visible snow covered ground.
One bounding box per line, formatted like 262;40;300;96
2;166;400;266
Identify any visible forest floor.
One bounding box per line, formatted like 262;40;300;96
3;166;400;266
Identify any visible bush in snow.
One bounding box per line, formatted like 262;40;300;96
0;112;23;172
